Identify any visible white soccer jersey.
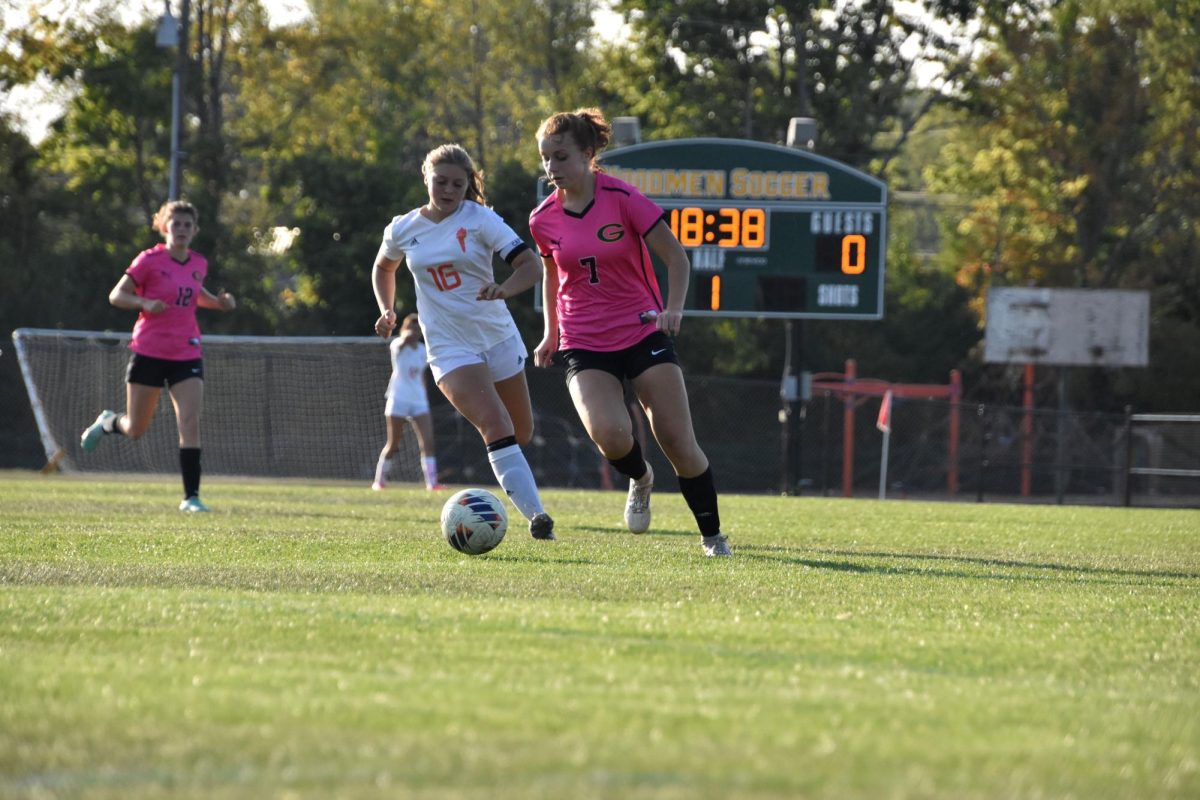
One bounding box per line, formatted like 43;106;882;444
379;201;528;358
386;338;427;406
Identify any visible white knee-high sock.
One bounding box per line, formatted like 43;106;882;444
487;443;545;520
374;454;391;485
422;456;439;488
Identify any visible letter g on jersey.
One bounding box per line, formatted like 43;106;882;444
596;223;625;243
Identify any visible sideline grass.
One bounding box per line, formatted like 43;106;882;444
1;471;1197;799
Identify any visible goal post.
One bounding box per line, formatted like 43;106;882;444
11;327;422;483
1122;411;1200;506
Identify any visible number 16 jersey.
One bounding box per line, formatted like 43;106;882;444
379;201;529;360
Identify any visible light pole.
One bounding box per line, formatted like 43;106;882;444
155;0;189;200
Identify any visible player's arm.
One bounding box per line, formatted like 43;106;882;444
478;247;541;301
372;252;404;338
644;219;689;336
197;285;236;311
109;273;166;314
533;255;560;368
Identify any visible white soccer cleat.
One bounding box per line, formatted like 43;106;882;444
80;410;117;451
179;496;211;513
702;534;732;557
624;462;653;534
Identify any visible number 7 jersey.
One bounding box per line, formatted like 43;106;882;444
529;172;666;352
379;201;529;359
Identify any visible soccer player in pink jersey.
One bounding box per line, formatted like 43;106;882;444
529;108;730;557
371;144;555;540
79;200;237;513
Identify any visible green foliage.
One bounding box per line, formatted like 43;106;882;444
924;0;1200;409
2;0;1196;413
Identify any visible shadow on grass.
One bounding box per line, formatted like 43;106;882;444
732;544;1200;585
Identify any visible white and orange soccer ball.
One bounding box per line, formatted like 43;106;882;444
440;488;508;555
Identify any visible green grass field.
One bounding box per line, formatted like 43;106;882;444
1;471;1197;799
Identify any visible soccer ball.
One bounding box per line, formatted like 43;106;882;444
441;488;508;555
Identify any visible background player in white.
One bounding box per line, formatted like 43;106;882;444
371;144;555;540
372;313;444;491
529;108;730;556
79;200;237;513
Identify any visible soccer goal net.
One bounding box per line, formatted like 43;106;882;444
12;327;434;484
1124;413;1200;506
12;327;621;488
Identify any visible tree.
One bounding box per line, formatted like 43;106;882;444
924;0;1200;409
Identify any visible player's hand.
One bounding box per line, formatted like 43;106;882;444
476;282;506;301
375;309;397;338
656;309;683;336
533;335;558;368
217;290;236;311
142;298;168;314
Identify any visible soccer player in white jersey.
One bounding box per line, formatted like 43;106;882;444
529;108;730;557
372;313;444;491
371;144;555;540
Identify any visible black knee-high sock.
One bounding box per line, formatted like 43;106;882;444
678;466;721;537
607;439;648;482
180;447;201;499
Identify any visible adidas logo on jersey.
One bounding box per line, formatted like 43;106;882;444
409;237;420;246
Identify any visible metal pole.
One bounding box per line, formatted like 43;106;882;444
878;429;890;500
1055;368;1068;504
168;0;190;199
1122;405;1134;507
976;403;988;503
168;70;181;199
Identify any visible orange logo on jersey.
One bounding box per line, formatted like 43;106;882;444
597;223;625;243
456;228;468;252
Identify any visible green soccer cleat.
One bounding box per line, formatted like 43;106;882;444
79;410;117;452
179;496;211;513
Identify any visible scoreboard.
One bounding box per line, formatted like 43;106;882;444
569;138;888;319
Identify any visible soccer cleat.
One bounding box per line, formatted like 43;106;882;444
702;534;732;557
80;410;117;451
529;512;556;540
427;483;448;491
371;481;386;491
624;462;654;534
179;496;211;513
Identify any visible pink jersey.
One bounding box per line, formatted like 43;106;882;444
125;244;208;361
529;172;666;351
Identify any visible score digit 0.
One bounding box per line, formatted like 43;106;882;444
841;234;866;275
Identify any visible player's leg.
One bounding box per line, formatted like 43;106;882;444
374;415;405;489
567;368;654;532
494;370;535;446
122;382;163;439
491;370;553;537
438;363;515;442
79;366;160;450
567;369;634;458
439;364;551;537
633;364;729;556
168;376;208;512
409;412;443;489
